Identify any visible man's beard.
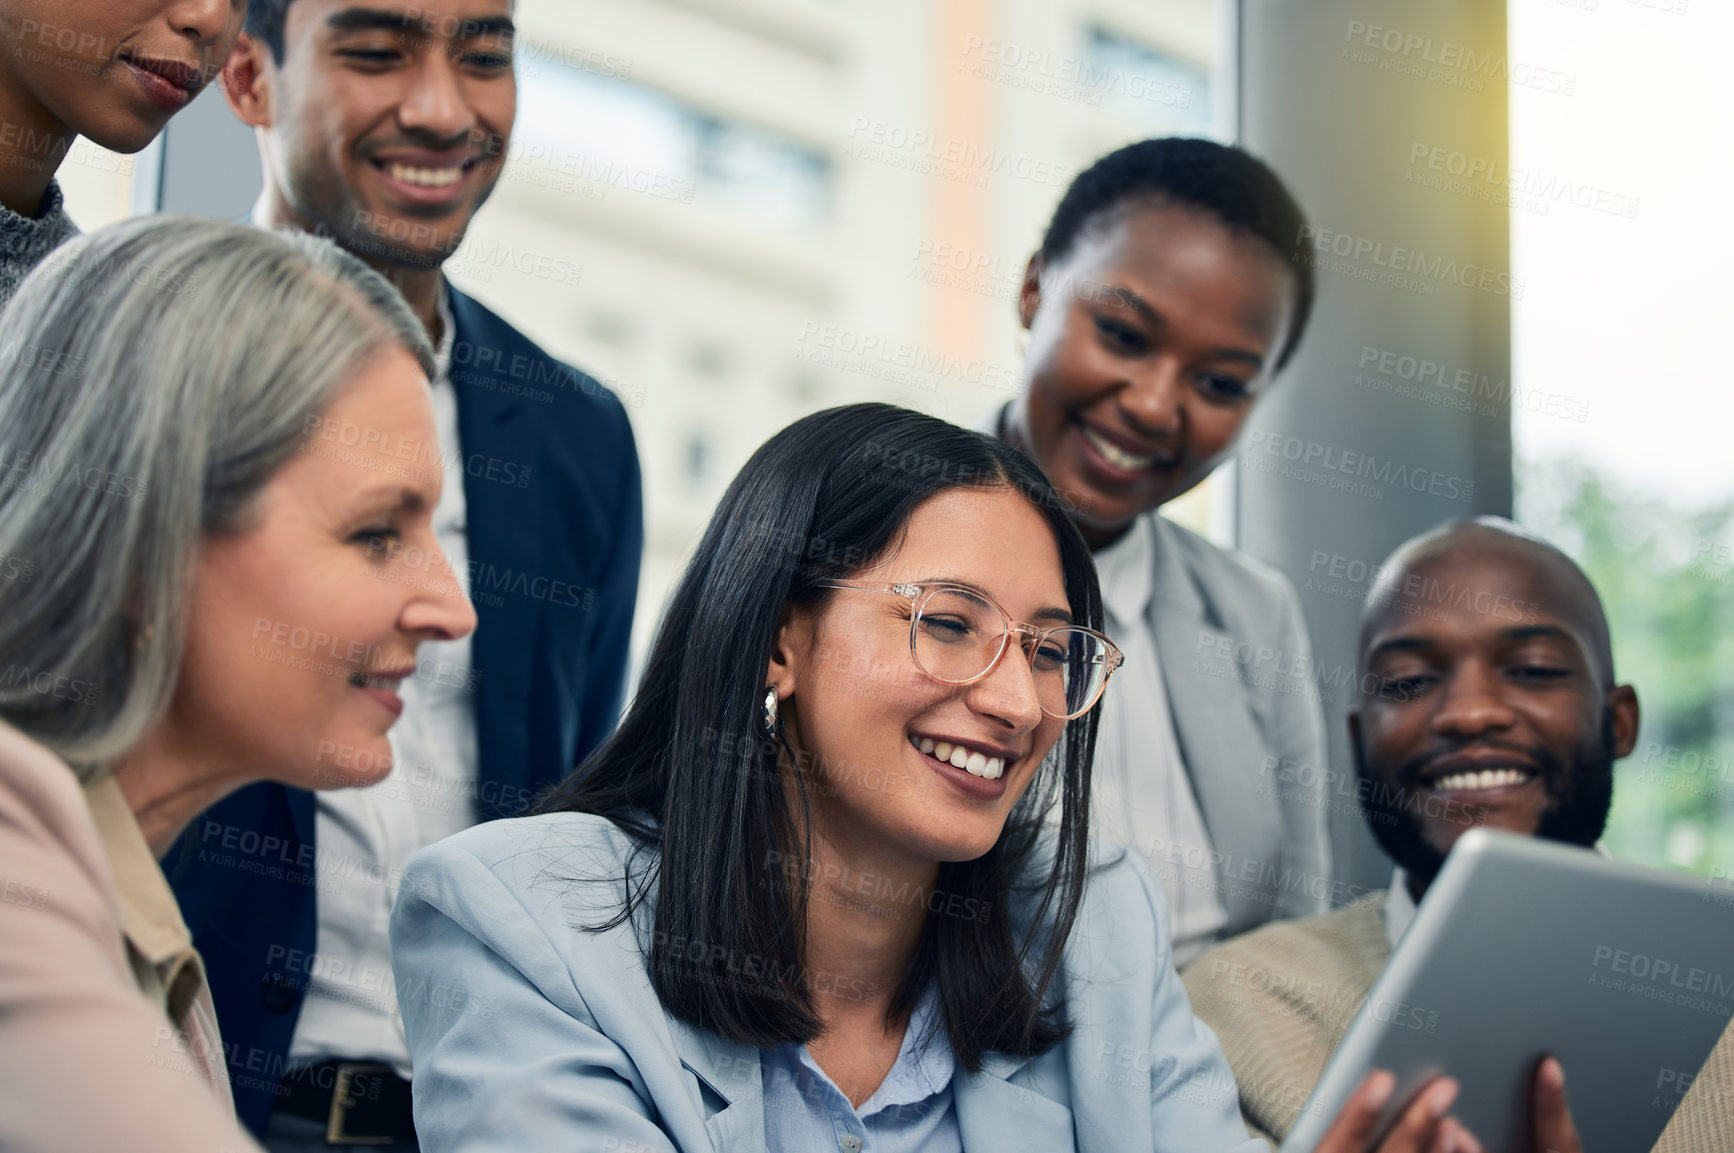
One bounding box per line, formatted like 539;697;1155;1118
318;189;464;271
1360;712;1617;891
282;142;499;271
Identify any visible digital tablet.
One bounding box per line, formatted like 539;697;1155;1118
1280;829;1734;1153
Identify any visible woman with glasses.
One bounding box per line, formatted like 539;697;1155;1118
390;403;1534;1152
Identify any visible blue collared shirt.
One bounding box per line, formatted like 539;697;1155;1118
761;986;961;1153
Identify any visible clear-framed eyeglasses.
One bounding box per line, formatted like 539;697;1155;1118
812;580;1124;721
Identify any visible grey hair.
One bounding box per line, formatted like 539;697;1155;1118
0;216;434;779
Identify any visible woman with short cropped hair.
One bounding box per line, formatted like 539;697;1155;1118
0;0;245;304
992;137;1331;965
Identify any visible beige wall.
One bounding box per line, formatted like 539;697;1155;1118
54;0;1222;676
444;0;1222;670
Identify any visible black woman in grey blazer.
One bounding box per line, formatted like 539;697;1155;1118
991;138;1330;963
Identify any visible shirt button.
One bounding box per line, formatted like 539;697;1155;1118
839;1135;862;1153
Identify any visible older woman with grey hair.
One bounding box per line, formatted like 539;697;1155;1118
0;216;475;1151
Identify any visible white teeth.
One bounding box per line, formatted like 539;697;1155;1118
910;735;1007;780
388;163;463;188
1082;425;1157;471
1432;768;1531;792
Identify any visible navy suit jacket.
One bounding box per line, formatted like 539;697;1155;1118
162;286;643;1139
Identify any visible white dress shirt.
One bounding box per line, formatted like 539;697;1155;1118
1091;512;1229;969
1383;867;1418;950
288;288;479;1079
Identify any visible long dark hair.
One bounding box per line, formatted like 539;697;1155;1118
537;403;1102;1070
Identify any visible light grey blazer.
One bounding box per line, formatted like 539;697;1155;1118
976;406;1331;936
1141;510;1332;934
390;813;1269;1152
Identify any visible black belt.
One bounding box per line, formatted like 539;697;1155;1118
277;1060;416;1145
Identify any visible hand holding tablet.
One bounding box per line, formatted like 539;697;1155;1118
1281;830;1734;1153
1309;1058;1583;1153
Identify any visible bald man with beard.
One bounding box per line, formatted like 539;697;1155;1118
1181;517;1732;1150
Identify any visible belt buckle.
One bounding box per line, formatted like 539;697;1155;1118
326;1062;395;1146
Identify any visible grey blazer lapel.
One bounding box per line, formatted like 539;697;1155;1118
664;1015;766;1152
1147;518;1284;934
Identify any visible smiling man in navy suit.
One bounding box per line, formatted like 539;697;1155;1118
161;1;643;1148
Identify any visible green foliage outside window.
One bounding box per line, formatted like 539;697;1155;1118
1519;458;1734;878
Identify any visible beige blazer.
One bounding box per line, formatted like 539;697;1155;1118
0;720;261;1152
1181;893;1733;1152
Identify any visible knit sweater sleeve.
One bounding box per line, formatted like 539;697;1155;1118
0;180;80;311
1651;1019;1734;1153
1181;895;1393;1141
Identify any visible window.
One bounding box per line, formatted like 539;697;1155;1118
1082;26;1214;138
513;50;833;233
1510;1;1733;877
